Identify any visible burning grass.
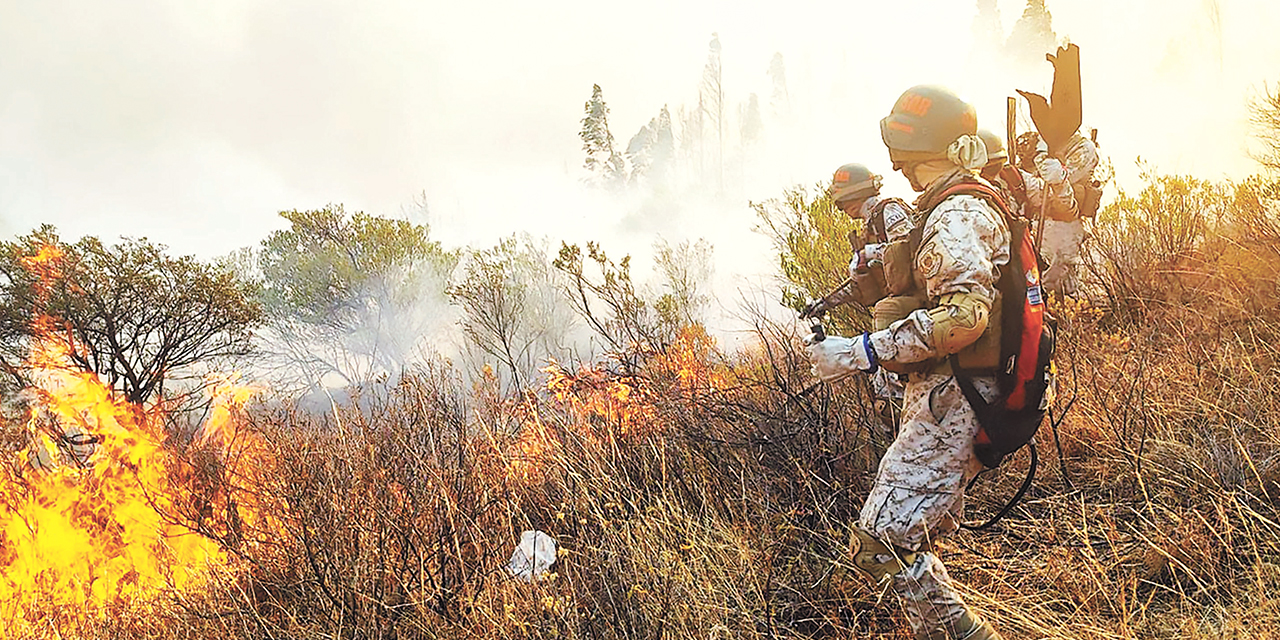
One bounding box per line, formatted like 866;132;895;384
0;342;273;636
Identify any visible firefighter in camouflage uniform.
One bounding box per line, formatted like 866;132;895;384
1012;41;1103;296
1035;131;1100;295
979;125;1100;298
806;85;1007;640
814;163;915;428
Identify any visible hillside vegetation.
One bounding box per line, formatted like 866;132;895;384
6;171;1280;640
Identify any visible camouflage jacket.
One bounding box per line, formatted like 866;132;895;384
867;171;1011;366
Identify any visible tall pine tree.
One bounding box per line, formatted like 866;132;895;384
701;33;724;191
677;104;703;184
971;0;1004;56
580;84;625;187
1005;0;1057;66
768;53;790;121
626;105;674;185
740;94;763;145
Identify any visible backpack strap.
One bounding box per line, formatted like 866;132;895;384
998;165;1028;213
868;198;890;242
901;177;1017;275
885;176;1017;299
926;180;1015;222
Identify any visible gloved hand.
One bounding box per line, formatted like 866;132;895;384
1042;261;1068;291
800;297;828;320
1036;155;1067;185
805;332;879;382
849;243;886;276
1028;135;1068;184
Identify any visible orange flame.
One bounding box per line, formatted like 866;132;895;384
192;372;279;538
504;362;656;482
0;340;226;626
0;245;270;633
544;361;657;437
19;244;63;280
504;328;729;480
648;326;732;398
507;409;558;481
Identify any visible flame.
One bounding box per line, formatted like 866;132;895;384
0;340;225;625
19;244;63;279
507;410;557;481
192;372;280;539
504;363;656;481
648;325;732;397
0;246;270;633
545;362;657;437
196;372;263;452
505;326;729;480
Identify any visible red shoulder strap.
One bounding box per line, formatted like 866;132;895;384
998;165;1028;211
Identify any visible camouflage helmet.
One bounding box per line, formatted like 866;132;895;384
978;129;1007;166
829;163;882;204
880;85;979;164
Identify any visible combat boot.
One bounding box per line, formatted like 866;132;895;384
949;609;1002;640
917;609;1002;640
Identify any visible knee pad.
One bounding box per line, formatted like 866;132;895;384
849;527;917;586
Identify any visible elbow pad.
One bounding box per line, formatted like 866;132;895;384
926;292;991;355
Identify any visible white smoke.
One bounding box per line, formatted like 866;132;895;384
1;0;1277;363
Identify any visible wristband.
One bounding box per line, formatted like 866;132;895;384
861;332;879;374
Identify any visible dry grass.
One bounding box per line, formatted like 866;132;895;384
13;174;1280;639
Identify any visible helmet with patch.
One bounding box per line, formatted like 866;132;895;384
829;163;882;204
880;85;978;164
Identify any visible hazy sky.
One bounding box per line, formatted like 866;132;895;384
1;0;1276;273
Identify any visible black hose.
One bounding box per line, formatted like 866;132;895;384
961;441;1038;532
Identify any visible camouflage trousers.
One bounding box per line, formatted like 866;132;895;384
859;372;993;639
871;369;906;441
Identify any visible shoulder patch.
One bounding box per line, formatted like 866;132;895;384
918;240;944;280
882;203;909;240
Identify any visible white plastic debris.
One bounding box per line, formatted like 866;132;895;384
507;530;557;581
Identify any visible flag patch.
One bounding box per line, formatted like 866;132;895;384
1027;284;1043;306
